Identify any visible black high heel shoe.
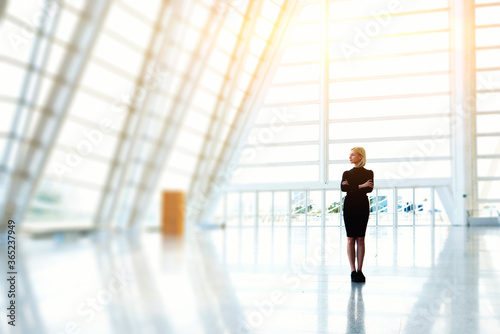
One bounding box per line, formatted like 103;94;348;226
351;270;358;282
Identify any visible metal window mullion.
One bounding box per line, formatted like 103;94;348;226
329;134;452;144
1;0;113;230
93;0;172;229
321;189;325;228
431;186;435;226
0;0;62;218
329;70;451;84
255;191;259;228
223;192;227;226
412;187;416;226
320;0;329;186
239;191;242;228
198;5;267;191
305;190;308;227
196;0;304;223
127;0;231;228
393;187;398;228
187;0;265;205
271;190;275;228
328;91;450;103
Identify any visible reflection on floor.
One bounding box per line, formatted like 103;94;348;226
2;225;500;334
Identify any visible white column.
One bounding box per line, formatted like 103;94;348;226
393;188;398;228
450;0;476;225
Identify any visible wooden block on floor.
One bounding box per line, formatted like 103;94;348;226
161;191;185;235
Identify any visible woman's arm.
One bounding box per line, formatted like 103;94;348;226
341;172;359;192
359;171;374;194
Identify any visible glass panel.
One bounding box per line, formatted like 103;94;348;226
239;145;319;165
477;159;500;177
377;188;394;226
326;190;342;226
120;0;161;19
477;136;500;155
80;62;135;94
330;52;449;79
478;181;500;200
184;110;210;134
53;9;80;44
168;150;198;176
249;123;319;144
27;180;101;222
104;5;152;50
159;170;191;191
329;0;448;20
397;188;414;225
477;49;500;69
226;192;240;226
330;31;449;59
478;202;499;215
299;4;320;23
291;190;306;226
415;188;432;225
329;117;451;140
307;190;322;226
254;16;274;40
232;165;319;184
289;23;320;44
212;194;225;223
476;5;500;26
476;70;500;94
0;62;24;98
434;188;450;225
249;35;267;56
329;95;450;119
282;44;320;63
477;114;500;134
329;74;449;99
475;27;500;47
272;64;320;83
53;118;118;160
255;105;320;124
265;84;320;104
49;148;110;186
261;1;281;22
329;10;449;39
329;139;450;161
258;192;273;226
273;191;288;226
242;192;256;226
476;92;500;112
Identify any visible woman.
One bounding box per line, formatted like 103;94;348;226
341;147;374;283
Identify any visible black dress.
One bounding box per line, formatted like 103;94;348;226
341;167;374;237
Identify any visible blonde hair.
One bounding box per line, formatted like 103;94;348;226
351;147;366;167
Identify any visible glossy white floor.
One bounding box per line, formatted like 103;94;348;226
3;225;500;334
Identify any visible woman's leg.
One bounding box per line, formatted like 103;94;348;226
356;237;365;271
347;237;356;272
